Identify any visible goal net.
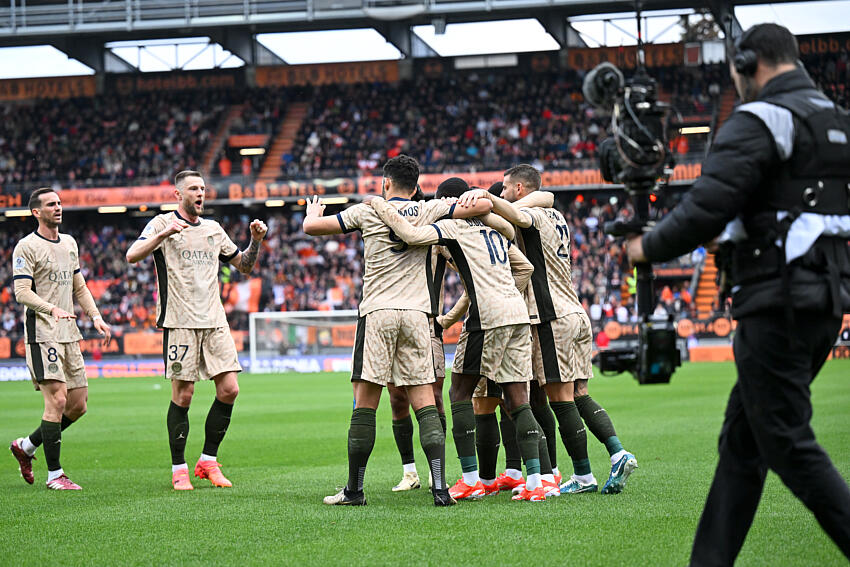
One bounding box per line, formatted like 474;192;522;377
248;310;360;374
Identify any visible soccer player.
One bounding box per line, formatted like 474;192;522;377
302;155;492;507
386;179;462;493
462;164;638;495
369;193;552;502
125;170;267;491
9;188;112;490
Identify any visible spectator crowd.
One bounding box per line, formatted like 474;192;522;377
0;194;700;343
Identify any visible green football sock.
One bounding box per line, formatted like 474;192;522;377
551;401;591;476
510;404;541;477
531;401;558;470
202;398;233;457
450;401;477;473
474;413;500;482
499;406;522;471
347;408;376;493
538;428;554;476
392;415;415;465
575;395;623;456
28;414;75;448
167;401;190;466
415;405;446;491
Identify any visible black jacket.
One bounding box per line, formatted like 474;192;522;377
642;68;850;318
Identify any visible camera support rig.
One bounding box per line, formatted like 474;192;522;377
584;1;682;384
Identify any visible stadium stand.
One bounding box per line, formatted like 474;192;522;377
0;63;735;188
0;89;236;187
0;40;844;349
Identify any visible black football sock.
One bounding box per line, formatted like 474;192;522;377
40;420;62;472
499;406;522;472
439;412;447;436
474;412;500;482
531;401;558;470
551;401;591;476
510;404;541;477
167;401;190;466
202;398;234;457
415;405;446;491
28;414;75;449
346;408;376;494
391;415;415;466
575;394;624;456
450;401;477;473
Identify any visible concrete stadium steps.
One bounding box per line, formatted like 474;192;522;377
202;103;246;176
696;253;719;317
258;101;310;182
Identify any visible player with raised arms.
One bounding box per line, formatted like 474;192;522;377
126;170;267;490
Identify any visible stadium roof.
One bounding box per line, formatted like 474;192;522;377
0;1;846;77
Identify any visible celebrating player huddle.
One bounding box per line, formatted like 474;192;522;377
9;159;636;503
304;155;637;505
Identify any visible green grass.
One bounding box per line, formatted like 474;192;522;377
1;361;848;566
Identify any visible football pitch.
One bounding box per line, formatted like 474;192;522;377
1;361;848;566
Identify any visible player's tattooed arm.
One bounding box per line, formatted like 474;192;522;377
437;293;470;329
480;213;515;241
370;197;440;245
234;219;268;274
237;239;261;274
508;246;534;293
514;191;554;209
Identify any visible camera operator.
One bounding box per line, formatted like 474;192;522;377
625;23;850;565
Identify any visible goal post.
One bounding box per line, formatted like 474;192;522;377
248;310;360;374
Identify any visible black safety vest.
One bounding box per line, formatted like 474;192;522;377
729;89;850;315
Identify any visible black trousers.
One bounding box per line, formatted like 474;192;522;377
690;312;850;566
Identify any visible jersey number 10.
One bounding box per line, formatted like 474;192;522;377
479;229;508;265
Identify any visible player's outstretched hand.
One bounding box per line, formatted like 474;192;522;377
457;189;490;208
250;219;268;241
94;318;112;347
51;307;76;321
162;219;188;237
306;195;325;218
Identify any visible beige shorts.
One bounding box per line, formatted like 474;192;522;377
164;327;242;382
452;323;532;384
351;309;434;388
473;376;503;399
532;312;593;385
27;342;86;391
431;319;445;380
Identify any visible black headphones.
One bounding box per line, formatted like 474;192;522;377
733;27;758;76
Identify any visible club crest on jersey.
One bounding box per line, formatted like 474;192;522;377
48;363;59;374
207;236;214;246
69;251;76;261
172;362;182;373
13;256;25;270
